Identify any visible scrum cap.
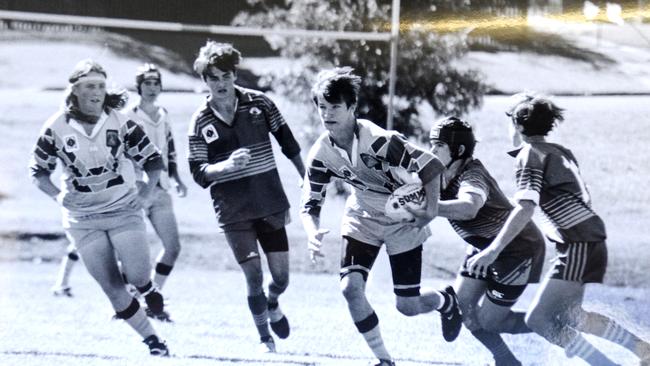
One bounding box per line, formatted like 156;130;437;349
429;116;476;160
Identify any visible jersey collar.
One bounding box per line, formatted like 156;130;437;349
69;112;109;139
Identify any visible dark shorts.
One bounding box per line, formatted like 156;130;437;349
340;236;422;297
460;244;544;306
222;211;290;264
548;241;607;284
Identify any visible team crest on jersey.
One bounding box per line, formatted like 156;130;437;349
105;130;120;147
201;124;219;143
63;134;79;152
249;106;262;116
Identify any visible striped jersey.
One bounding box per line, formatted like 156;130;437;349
29;109;163;218
301;119;444;217
187;86;301;225
510;141;606;243
441;158;541;255
126;105;177;189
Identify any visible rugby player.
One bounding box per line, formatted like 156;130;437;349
467;92;650;365
51;65;187;323
30;59;169;356
430;116;545;366
187;41;305;353
300;67;461;366
126;63;187;321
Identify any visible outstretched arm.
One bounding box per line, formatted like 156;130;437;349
466;199;536;277
438;192;485;221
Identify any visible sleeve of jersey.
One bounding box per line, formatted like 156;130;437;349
381;134;444;183
513;147;543;204
123;119;164;172
263;96;301;159
300;151;333;217
165;122;178;176
29;127;58;177
187;118;212;189
458;169;489;203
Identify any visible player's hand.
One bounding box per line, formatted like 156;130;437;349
175;181;188;198
466;248;499;278
307;228;330;264
404;206;435;228
219;148;251;173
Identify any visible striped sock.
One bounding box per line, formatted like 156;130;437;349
152;262;173;290
248;293;270;338
361;326;391;361
565;334;616;365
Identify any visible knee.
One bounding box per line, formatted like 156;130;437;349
270;275;289;294
395;297;420;317
525;309;550;333
340;278;365;303
462;310;482;332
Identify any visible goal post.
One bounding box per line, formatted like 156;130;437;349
0;5;401;129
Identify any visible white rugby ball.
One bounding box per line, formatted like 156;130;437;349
385;183;426;221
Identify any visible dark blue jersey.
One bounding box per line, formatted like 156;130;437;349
187;86;301;226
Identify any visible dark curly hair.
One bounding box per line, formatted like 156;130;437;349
311;67;362;108
511;96;565;136
193;41;241;79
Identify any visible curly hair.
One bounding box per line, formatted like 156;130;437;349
511;95;565;136
63;59;128;121
311;67;362;108
193;41;241;78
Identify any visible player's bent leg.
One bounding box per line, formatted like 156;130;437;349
52;244;79;297
265;250;290;339
526;277;617;365
147;195;181;290
111;222;168;318
341;272;392;362
225;228;275;350
567;304;650;361
454;275;486;330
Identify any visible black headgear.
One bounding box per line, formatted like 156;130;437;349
429;116;476;160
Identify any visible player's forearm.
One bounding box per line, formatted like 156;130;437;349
141;168;162;196
488;201;535;255
438;199;480;220
32;174;60;200
300;210;321;237
423;178;439;218
290;154;306;178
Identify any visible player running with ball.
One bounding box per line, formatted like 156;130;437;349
300;67;461;366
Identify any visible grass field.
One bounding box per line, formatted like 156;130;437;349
1;86;650;366
1;261;649;366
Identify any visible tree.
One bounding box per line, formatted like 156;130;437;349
233;0;486;141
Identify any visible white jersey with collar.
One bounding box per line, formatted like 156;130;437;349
301;119;444;215
126;105;172;189
29;109;161;218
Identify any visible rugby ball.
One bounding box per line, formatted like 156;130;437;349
385;183;427;221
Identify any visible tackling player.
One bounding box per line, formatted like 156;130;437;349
300;67;461;366
467;92;650;365
29;59;169;356
430;116;546;366
187;41;305;353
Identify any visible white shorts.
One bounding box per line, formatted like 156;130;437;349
142;185;174;218
341;192;431;256
64;208;146;250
